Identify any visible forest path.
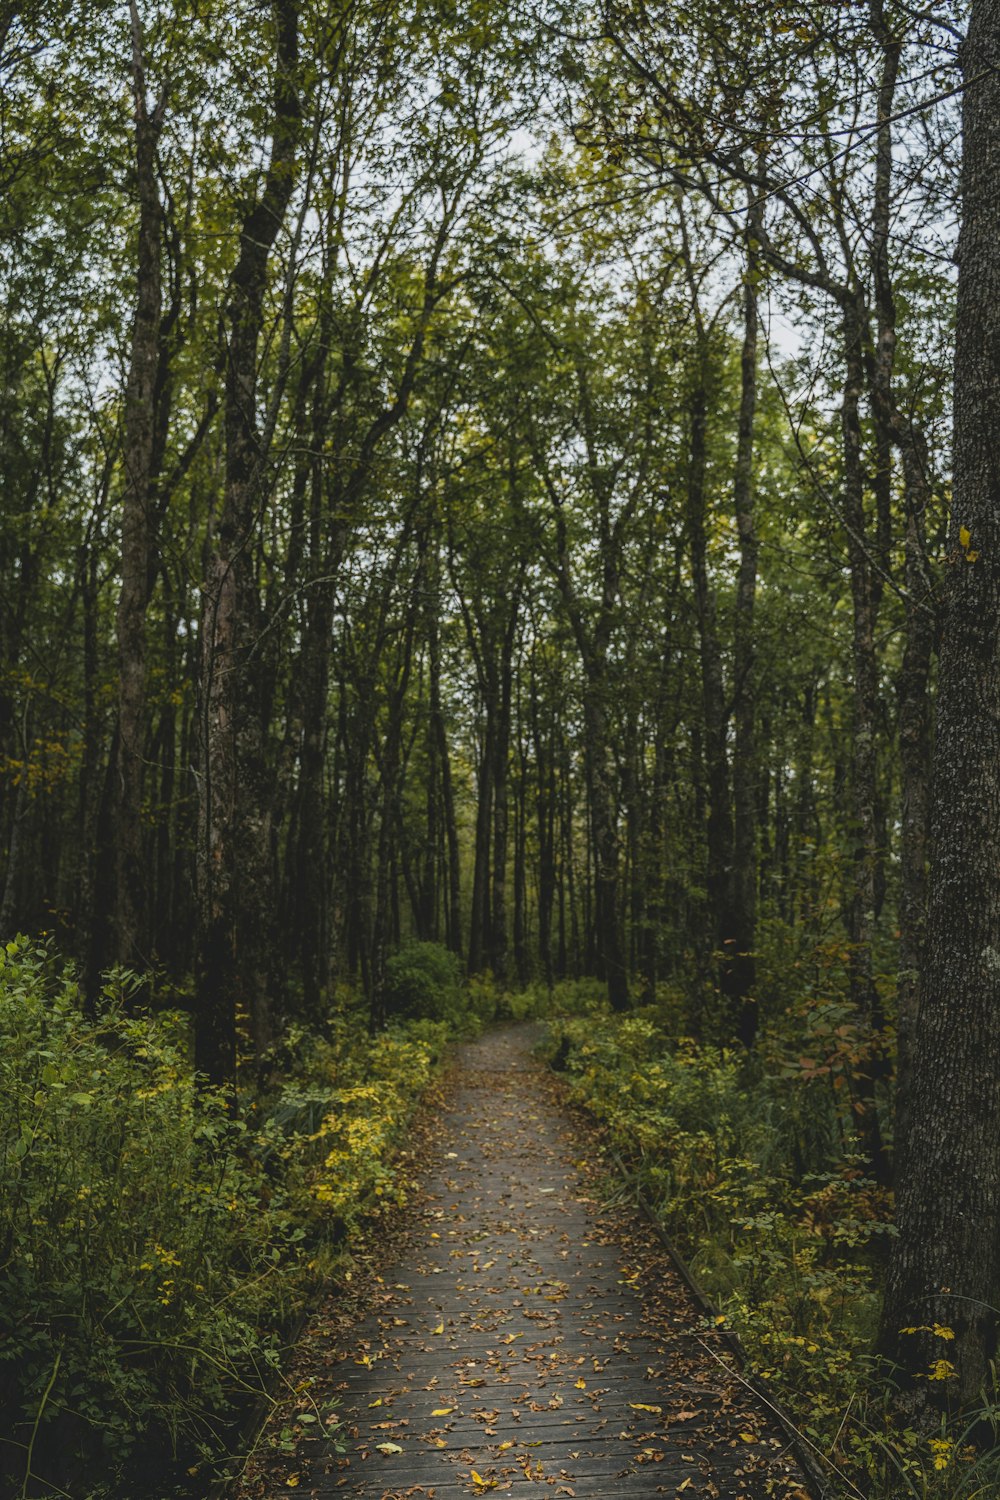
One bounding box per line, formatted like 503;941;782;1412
238;1026;813;1500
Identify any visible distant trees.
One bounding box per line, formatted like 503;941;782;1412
0;0;965;1176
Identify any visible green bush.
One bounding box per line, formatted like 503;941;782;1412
0;939;446;1497
382;941;462;1023
545;1010;897;1492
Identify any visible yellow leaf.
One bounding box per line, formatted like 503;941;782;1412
433;1320;445;1335
960;525;971;549
498;1440;514;1452
376;1441;403;1454
575;1378;587;1389
432;1407;454;1416
368;1398;382;1407
629;1402;662;1415
740;1431;757;1442
966;550;979;563
285;1479;300;1489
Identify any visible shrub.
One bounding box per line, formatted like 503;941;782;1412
382;941;462;1023
545;1010;896;1492
0;940;312;1493
0;939;446;1497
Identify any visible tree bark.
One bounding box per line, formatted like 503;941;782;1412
467;712;494;975
195;0;299;1084
583;661;629;1011
686;356;734;996
866;0;935;1177
114;0;165;973
725;190;762;1047
841;292;890;1185
880;0;1000;1408
428;587;462;957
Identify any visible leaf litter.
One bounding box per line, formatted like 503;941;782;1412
234;1029;813;1498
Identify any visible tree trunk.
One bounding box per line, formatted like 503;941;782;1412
530;669;556;990
513;729;530;987
429;604;462;957
841;293;890;1186
583;664;629;1011
295;580;335;1016
893;448;934;1171
866;0;935;1177
687;361;734;992
726;193;761;1047
467;712;494;975
113;1;164;973
880;0;1000;1409
488;658;512;984
195;0;299;1084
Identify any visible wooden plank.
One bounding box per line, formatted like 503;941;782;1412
237;1029;815;1500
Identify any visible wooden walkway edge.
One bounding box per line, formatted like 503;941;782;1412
235;1026;817;1500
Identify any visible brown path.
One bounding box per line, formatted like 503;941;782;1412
241;1027;812;1500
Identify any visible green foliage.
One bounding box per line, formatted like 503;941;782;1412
383;940;463;1023
0;939;444;1495
544;1007;900;1493
546;976;1000;1498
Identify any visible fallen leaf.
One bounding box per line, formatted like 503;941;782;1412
629;1402;662;1415
431;1408;454;1416
376;1441;403;1454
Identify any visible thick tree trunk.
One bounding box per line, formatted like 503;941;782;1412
195;0;299;1084
880;1;1000;1408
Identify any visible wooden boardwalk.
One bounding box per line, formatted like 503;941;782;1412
242;1028;813;1500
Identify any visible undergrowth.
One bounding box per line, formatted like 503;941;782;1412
0;938;452;1498
544;991;1000;1500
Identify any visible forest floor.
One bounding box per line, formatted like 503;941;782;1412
233;1026;815;1500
